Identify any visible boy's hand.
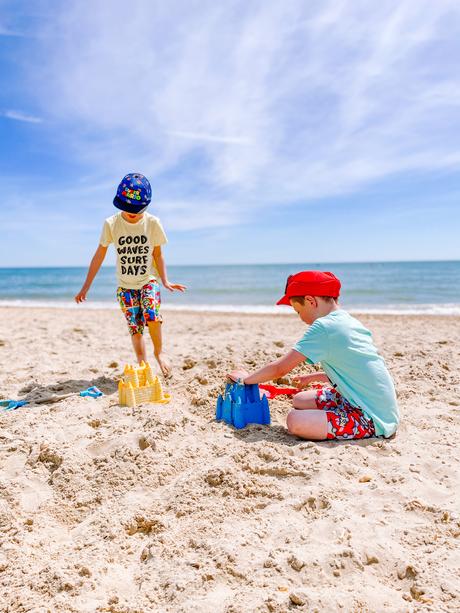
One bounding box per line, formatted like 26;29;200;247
227;368;250;383
74;287;89;303
163;281;187;292
292;373;318;388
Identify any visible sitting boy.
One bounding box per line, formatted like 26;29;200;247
228;271;399;440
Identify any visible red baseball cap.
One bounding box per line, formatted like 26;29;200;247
276;271;341;306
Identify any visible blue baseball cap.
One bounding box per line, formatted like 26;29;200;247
113;173;152;214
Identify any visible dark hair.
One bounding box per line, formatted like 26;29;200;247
290;295;338;305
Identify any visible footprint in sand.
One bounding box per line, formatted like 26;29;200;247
293;495;331;519
37;446;63;472
86;439;119;458
26;444;63;473
182;357;197;370
19;476;53;512
125;515;165;536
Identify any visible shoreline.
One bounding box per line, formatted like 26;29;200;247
1;303;460;316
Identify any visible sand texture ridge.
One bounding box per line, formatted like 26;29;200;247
0;307;459;612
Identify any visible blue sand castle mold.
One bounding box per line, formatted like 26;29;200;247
216;382;270;429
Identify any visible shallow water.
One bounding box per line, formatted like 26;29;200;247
1;260;459;314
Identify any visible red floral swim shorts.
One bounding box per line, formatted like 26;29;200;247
312;384;376;440
116;278;162;335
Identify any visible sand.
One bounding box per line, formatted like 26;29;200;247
0;306;459;612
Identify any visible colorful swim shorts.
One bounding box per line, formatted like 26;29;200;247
313;384;376;440
116;278;162;335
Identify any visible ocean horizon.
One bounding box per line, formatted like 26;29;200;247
1;260;459;315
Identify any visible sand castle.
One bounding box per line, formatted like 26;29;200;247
216;382;270;429
118;361;170;407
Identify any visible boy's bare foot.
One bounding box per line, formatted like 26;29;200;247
155;353;172;378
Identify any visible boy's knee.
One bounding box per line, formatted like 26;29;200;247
147;319;161;327
286;408;328;440
292;390;316;410
286;410;300;434
292;392;304;409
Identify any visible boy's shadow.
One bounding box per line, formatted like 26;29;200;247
19;375;118;404
230;424;394;449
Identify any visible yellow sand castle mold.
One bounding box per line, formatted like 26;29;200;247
118;361;171;407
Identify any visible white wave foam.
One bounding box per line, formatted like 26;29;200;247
0;299;460;315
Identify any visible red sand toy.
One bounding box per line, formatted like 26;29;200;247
259;384;301;399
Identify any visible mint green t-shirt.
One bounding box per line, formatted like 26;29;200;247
293;310;399;437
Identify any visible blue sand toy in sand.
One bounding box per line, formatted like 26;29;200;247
79;386;103;398
0;400;28;411
216;382;270;429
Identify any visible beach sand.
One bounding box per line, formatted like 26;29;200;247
0;306;459;612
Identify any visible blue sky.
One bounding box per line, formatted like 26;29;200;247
1;0;460;267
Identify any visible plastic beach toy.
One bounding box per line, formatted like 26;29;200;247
216;382;270;429
259;384;301;399
79;386;103;398
118;361;170;407
0;399;28;411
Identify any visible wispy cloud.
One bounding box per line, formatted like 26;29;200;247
167;130;250;145
0;23;24;37
153;198;240;231
0;25;24;37
0;175;237;235
0;9;27;38
13;0;460;229
2;109;42;123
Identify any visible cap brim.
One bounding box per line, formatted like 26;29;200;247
276;294;292;306
113;196;149;214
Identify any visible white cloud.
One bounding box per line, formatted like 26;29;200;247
2;109;42;123
153;198;240;231
23;0;460;227
167;130;250;145
0;177;237;235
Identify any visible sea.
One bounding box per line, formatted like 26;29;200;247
0;261;459;315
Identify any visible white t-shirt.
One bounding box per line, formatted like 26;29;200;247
99;212;167;289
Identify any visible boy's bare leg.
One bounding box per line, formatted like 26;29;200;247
131;333;147;364
286;409;328;440
147;321;171;377
286;391;328;440
292;390;319;410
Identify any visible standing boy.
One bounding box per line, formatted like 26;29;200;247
75;173;186;376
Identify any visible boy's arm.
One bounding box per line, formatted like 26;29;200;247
75;244;108;303
152;246;186;292
229;350;306;385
